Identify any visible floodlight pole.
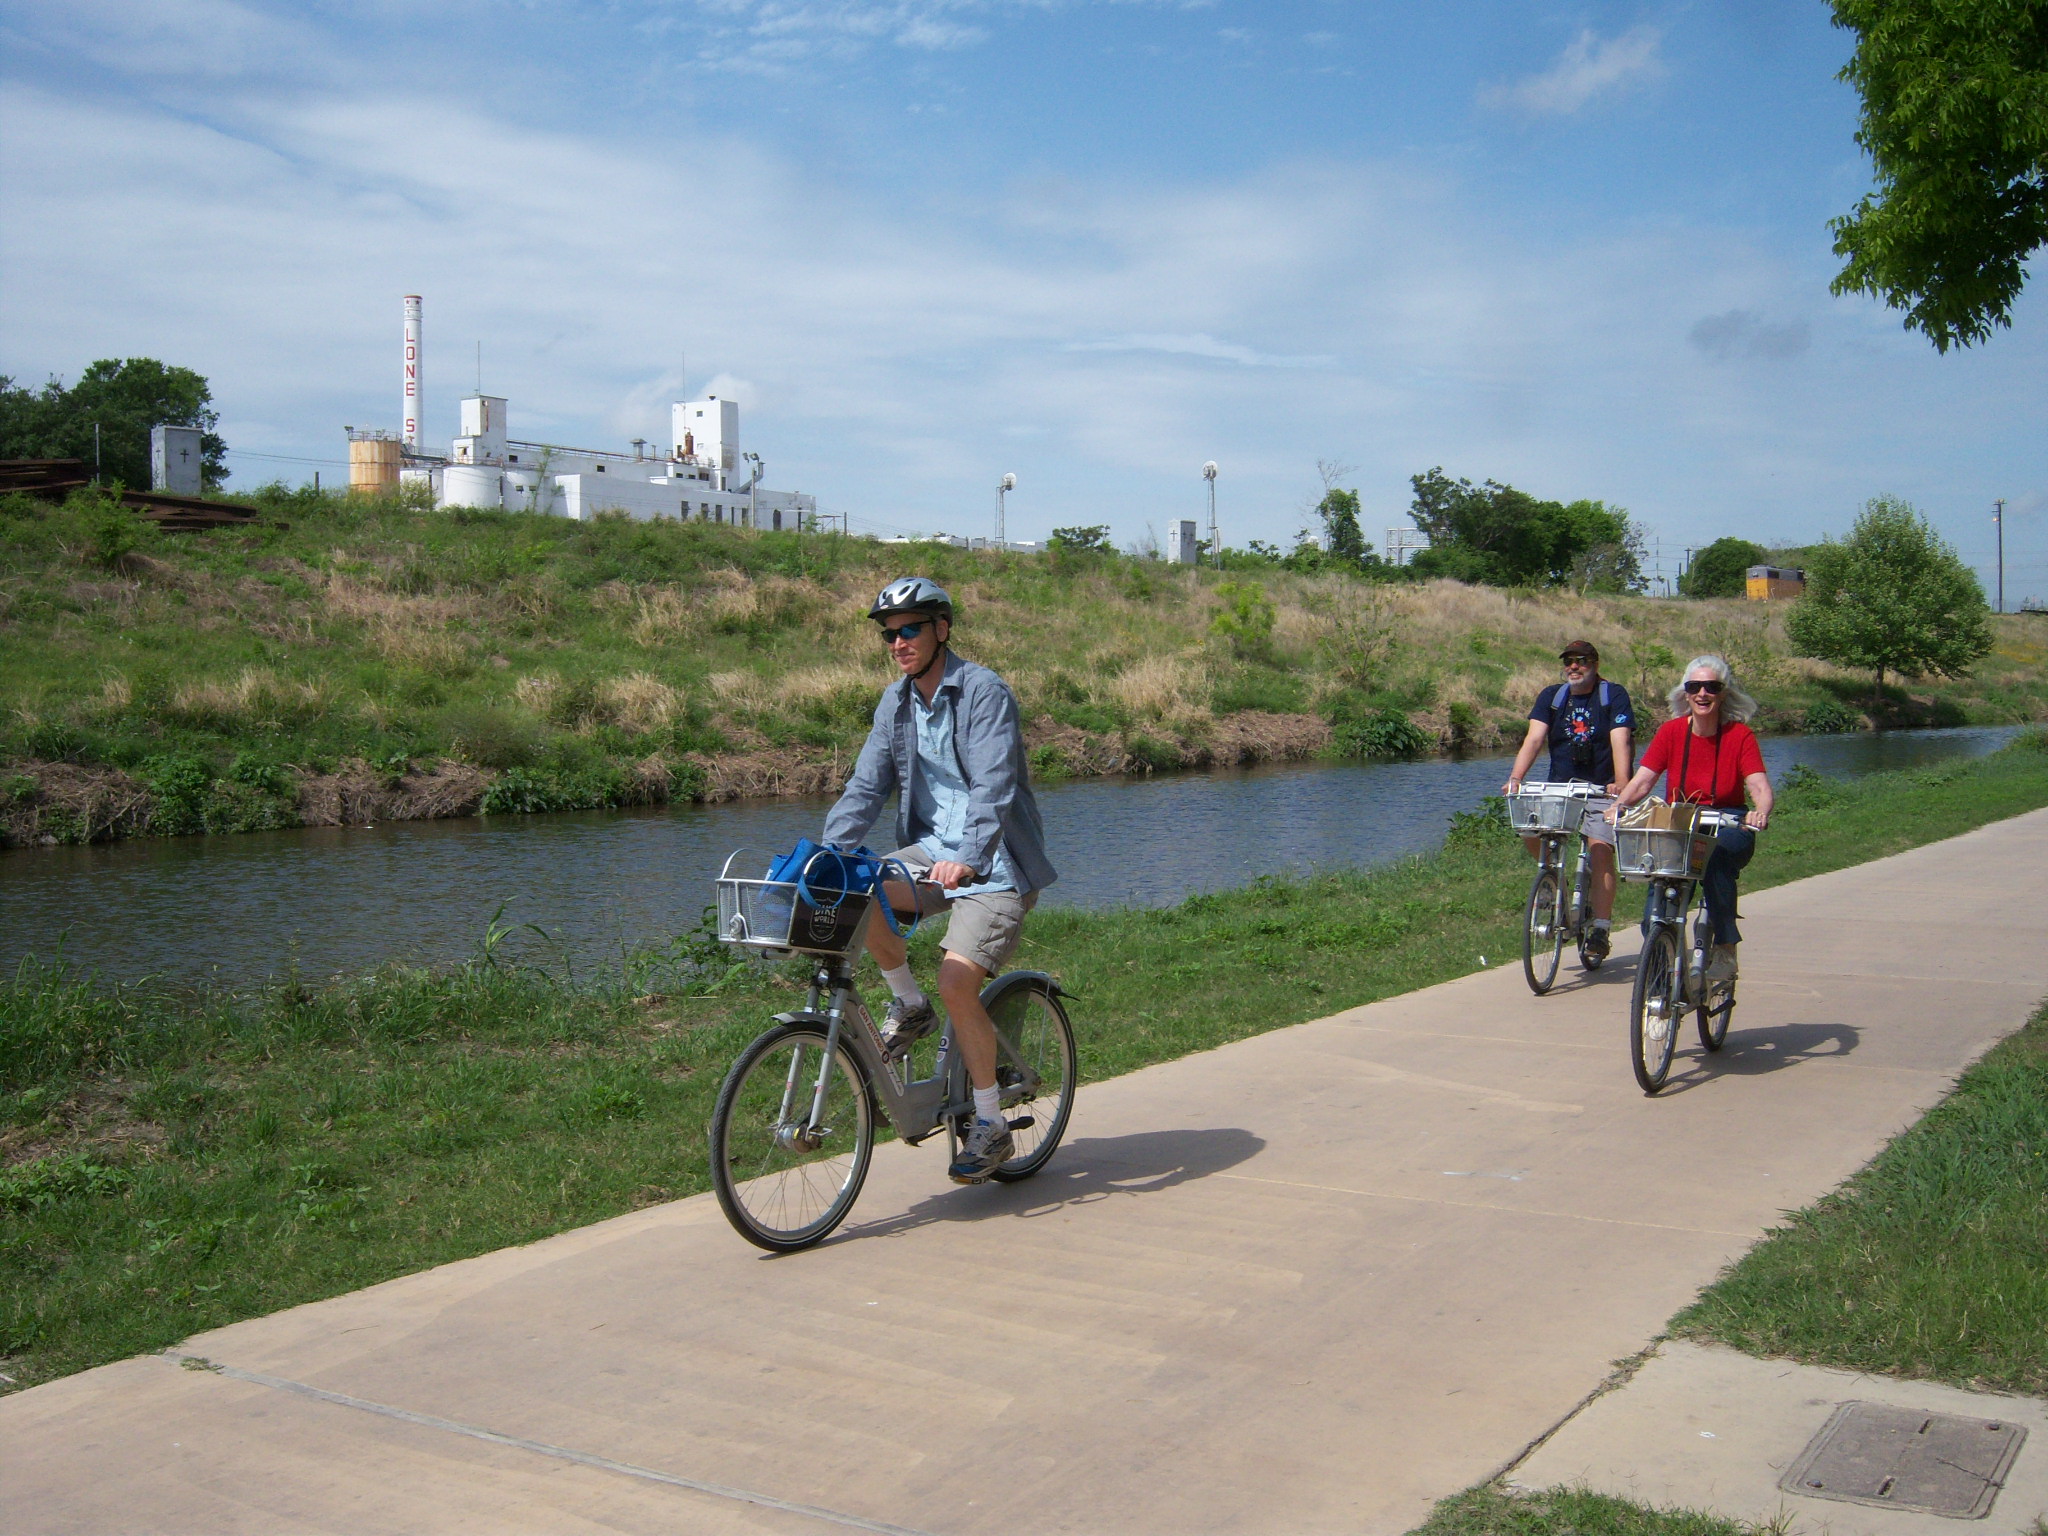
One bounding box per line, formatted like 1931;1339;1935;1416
997;472;1015;546
1203;461;1218;568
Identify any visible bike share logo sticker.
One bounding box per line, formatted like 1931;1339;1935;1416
805;902;842;945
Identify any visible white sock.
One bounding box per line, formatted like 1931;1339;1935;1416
972;1085;1003;1124
880;963;925;1006
1593;917;1611;931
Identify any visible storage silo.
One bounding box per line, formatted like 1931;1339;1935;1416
348;432;402;494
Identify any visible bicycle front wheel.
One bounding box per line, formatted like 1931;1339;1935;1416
1523;866;1564;995
986;978;1077;1183
709;1022;875;1252
1629;928;1681;1094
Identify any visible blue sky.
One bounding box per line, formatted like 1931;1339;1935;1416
1;0;2041;599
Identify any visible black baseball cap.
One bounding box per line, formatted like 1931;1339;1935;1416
1559;639;1599;662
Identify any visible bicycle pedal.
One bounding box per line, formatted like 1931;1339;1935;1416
1006;1116;1034;1131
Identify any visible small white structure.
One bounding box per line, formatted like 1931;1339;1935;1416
416;392;815;528
1166;519;1201;565
151;425;204;495
1384;527;1431;567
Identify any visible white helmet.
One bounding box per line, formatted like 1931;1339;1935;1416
868;577;953;624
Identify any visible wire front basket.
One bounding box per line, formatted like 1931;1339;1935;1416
1507;782;1605;835
716;849;875;955
1615;803;1713;881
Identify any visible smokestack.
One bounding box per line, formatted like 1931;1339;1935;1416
402;295;423;449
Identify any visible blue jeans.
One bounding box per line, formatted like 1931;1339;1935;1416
1702;823;1755;946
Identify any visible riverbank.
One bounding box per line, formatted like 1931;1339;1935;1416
5;733;2044;1396
6;487;2045;846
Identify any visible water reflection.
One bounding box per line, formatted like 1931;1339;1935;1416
0;725;2020;989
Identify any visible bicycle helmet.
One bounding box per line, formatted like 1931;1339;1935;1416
868;577;954;625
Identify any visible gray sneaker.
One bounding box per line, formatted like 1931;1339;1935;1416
1705;944;1739;982
879;996;938;1060
947;1116;1014;1184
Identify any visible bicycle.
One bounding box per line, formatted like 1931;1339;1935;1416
1507;782;1612;995
1614;804;1744;1094
705;849;1078;1252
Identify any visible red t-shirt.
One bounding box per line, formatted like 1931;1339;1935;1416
1639;718;1765;808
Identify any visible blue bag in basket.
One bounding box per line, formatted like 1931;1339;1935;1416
765;841;919;937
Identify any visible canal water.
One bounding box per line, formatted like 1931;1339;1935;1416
0;725;2021;990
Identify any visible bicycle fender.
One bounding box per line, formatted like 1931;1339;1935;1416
977;969;1067;1009
771;1010;834;1029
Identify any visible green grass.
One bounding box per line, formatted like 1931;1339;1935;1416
1410;1485;1765;1536
1669;995;2048;1393
6;484;2045;845
4;735;2046;1396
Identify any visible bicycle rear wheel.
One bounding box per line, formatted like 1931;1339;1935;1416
1691;919;1734;1052
709;1022;875;1252
986;977;1077;1182
1629;928;1681;1094
1522;865;1564;995
1697;983;1735;1053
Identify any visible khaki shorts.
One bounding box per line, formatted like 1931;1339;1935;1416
884;846;1037;975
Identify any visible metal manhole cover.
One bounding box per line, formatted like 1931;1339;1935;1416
1780;1402;2028;1518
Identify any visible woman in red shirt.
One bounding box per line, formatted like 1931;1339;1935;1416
1611;655;1775;980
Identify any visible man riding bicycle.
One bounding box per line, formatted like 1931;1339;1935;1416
1502;639;1634;963
821;577;1057;1184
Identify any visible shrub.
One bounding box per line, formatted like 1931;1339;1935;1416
1445;795;1509;849
226;753;295;798
1209;580;1276;656
1123;733;1181;772
142;754;213;835
1334;708;1431;760
0;1153;131;1213
1803;698;1861;734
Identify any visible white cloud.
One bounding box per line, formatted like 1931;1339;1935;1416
1065;334;1336;368
1482;26;1664;116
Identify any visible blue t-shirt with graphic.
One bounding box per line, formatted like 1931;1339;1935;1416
1529;680;1634;786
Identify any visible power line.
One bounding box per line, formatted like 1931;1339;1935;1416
226;448;349;466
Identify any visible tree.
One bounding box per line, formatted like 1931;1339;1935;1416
1048;524;1112;554
1209;579;1276;657
1316;486;1371;566
0;358;227;489
1679;537;1768;598
1828;0;2048;351
1405;468;1637;588
1785;495;1993;692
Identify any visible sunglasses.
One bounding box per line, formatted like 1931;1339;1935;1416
1682;679;1725;696
1560;655;1593;668
880;621;931;644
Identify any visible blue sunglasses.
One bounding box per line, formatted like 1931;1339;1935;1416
880;620;931;644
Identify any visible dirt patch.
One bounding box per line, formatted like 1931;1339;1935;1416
0;762;153;847
295;760;489;826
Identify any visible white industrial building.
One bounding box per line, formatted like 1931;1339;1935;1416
405;392;816;529
352;295;816;528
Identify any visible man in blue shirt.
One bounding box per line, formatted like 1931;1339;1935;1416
1501;640;1634;963
823;577;1056;1184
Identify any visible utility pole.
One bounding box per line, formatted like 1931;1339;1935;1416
1994;499;2006;614
1203;461;1219;568
997;473;1015;547
93;422;101;484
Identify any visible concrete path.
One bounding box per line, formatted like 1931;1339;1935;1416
8;809;2047;1536
1514;1341;2048;1536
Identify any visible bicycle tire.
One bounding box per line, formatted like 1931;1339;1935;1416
1523;866;1564;995
1697;985;1734;1053
1574;870;1602;972
986;977;1078;1182
709;1021;875;1252
1629;927;1681;1094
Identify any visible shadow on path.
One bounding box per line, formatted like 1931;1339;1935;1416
832;1127;1266;1245
1656;1020;1861;1096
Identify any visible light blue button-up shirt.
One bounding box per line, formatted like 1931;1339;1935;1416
909;683;1022;896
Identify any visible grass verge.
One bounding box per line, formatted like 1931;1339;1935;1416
1668;995;2048;1393
4;734;2046;1396
1411;1486;1763;1536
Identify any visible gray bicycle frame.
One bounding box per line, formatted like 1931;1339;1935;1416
1640;808;1744;1006
1534;828;1594;937
769;953;1054;1146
